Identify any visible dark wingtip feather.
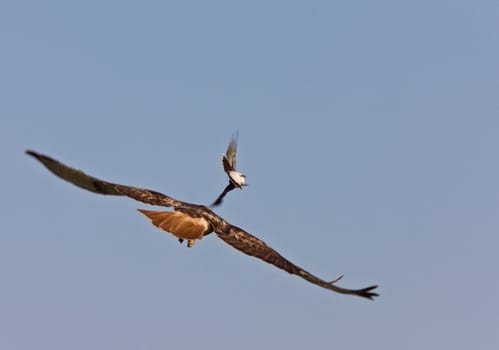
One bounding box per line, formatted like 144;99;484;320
26;150;55;163
25;149;56;165
358;285;379;300
26;150;40;158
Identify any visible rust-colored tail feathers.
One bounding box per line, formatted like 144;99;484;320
137;209;213;242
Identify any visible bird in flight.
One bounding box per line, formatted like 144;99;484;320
26;150;378;299
211;131;247;207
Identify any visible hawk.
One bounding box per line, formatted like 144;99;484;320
26;150;378;300
211;131;247;207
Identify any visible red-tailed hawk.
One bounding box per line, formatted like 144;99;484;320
26;150;378;300
211;131;247;207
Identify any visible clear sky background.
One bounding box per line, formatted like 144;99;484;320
1;1;498;349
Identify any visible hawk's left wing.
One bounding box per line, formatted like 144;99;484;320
26;150;189;209
26;150;122;195
113;184;192;209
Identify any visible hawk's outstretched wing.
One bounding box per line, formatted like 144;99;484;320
217;225;378;299
27;150;378;300
26;150;122;195
26;150;187;208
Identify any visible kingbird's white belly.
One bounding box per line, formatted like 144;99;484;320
229;171;245;187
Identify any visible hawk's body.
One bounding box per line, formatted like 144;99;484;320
26;150;378;300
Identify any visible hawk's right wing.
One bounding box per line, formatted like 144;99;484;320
216;225;379;300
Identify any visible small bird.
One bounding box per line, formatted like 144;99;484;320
211;132;247;207
26;150;378;300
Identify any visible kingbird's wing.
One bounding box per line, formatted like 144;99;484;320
224;131;238;171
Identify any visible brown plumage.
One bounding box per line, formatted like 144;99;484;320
26;150;379;300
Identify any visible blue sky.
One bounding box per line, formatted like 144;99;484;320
1;1;498;349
